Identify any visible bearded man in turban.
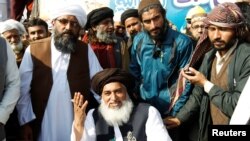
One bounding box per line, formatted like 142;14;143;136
71;68;172;141
83;7;129;71
0;19;28;67
16;3;102;141
165;2;250;141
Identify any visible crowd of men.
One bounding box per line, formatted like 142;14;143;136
0;0;250;141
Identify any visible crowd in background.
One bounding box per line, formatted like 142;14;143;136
0;0;250;141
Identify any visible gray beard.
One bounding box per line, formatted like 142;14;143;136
96;30;117;44
10;41;23;54
98;96;134;126
53;30;78;54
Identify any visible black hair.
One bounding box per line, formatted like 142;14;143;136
138;4;166;22
26;18;49;32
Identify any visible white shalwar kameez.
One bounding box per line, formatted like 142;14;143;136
17;40;102;141
71;106;172;141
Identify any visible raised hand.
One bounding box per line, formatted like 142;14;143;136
72;92;88;141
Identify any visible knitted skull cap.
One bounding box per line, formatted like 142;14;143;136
138;0;162;13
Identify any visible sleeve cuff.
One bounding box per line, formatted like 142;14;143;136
204;81;214;93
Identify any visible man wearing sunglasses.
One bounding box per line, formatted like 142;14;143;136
16;3;102;141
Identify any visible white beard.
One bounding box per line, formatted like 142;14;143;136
98;96;134;126
10;41;23;54
96;28;117;44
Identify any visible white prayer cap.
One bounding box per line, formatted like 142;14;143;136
50;3;87;28
0;19;27;35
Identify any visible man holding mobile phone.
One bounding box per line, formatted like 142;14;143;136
165;2;250;141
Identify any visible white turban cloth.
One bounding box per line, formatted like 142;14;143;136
0;19;27;35
50;4;87;28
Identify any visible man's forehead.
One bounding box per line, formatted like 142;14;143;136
56;15;78;21
142;8;161;20
28;25;46;30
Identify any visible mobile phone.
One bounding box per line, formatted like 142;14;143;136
184;70;195;76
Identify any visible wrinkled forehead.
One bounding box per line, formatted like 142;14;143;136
2;29;20;36
55;15;78;22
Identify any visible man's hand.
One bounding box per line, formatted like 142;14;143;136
181;67;208;87
73;92;88;141
20;123;33;141
163;116;181;129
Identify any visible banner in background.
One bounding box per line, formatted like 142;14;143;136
109;0;237;30
39;0;237;30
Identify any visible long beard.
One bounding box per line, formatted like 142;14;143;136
96;30;117;44
53;30;78;54
10;41;23;54
98;96;134;126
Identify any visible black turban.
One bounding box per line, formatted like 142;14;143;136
121;9;139;25
91;68;135;97
85;7;114;29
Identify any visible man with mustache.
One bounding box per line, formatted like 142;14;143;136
189;13;207;47
166;2;250;141
121;9;142;39
16;3;102;141
71;68;172;141
0;19;27;141
121;9;142;56
129;0;193;140
0;19;28;67
25;18;50;42
83;7;129;71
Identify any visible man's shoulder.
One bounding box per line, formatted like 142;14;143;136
235;42;250;56
238;42;250;49
131;31;150;46
167;28;191;43
135;31;148;40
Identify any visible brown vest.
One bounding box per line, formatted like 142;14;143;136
210;55;233;125
30;37;90;139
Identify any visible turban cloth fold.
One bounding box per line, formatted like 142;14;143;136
174;3;245;111
50;4;87;28
91;68;135;97
205;2;244;28
85;7;113;29
0;19;27;35
189;2;244;68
